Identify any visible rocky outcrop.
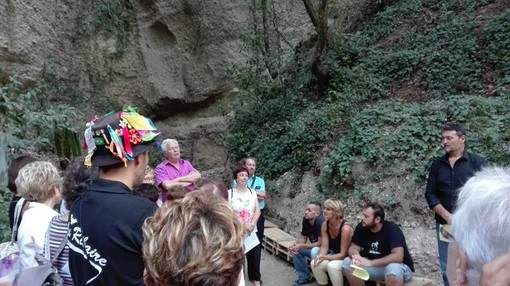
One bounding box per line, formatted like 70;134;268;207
0;0;72;82
0;0;315;174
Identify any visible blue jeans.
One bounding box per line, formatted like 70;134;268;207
293;247;320;282
436;222;450;286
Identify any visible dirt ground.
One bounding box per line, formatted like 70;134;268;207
244;250;298;286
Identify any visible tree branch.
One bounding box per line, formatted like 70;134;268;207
302;0;319;31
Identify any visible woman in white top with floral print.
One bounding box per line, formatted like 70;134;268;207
229;166;261;286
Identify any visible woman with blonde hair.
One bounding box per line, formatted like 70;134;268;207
310;199;353;286
142;191;245;285
16;161;62;269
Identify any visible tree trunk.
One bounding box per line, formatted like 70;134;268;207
302;0;319;30
261;0;278;79
303;0;330;95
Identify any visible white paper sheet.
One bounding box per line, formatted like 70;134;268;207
244;230;260;253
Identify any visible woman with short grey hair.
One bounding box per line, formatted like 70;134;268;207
16;161;62;269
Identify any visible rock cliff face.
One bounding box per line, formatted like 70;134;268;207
0;0;313;172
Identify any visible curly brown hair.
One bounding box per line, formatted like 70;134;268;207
142;191;244;286
62;156;99;209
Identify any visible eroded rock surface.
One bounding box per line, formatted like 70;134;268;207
0;0;314;172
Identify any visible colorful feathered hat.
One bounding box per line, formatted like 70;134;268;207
83;107;160;167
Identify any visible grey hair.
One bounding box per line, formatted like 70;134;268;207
16;161;61;202
452;166;510;286
161;139;179;152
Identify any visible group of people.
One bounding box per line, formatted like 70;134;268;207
289;200;413;286
4;108;268;286
287;122;510;286
3;108;510;286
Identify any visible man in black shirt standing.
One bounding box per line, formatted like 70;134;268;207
425;121;485;286
68;109;159;286
342;202;414;286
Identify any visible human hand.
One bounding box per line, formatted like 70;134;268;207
445;212;453;225
314;254;328;267
480;252;510;286
352;255;371;267
244;222;255;233
289;243;300;254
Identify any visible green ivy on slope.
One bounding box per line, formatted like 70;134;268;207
227;0;509;193
483;9;510;77
319;94;510;193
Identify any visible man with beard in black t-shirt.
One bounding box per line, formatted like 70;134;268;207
342;202;414;286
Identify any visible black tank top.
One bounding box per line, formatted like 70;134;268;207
327;220;347;254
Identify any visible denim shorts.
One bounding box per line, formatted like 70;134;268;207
342;256;413;282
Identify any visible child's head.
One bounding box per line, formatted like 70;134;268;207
133;183;159;203
143;166;155;184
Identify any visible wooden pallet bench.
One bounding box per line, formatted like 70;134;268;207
264;220;278;228
262;227;295;261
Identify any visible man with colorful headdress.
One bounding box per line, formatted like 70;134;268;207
68;107;159;286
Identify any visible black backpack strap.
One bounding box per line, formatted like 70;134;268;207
250;176;257;189
12;198;27;242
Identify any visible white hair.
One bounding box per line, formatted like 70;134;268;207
452;166;510;285
161;139;179;152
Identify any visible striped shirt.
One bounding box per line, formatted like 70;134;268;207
45;216;73;285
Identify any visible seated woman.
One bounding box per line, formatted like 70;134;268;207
142;191;245;286
311;199;354;286
16;161;62;268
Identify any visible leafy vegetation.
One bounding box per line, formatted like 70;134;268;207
227;0;510;196
320;95;510;192
0;77;82;241
1;77;81;152
483;9;510;76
